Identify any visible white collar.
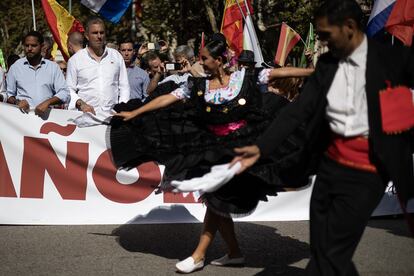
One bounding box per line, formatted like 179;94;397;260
345;35;367;67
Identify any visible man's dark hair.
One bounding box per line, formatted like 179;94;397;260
315;0;364;30
85;16;105;33
144;51;159;61
119;40;135;47
22;31;44;44
141;51;159;70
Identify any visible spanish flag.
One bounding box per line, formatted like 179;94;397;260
221;0;253;57
41;0;84;61
136;0;143;18
274;23;301;66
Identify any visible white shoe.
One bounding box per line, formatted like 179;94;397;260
175;256;204;273
210;254;245;266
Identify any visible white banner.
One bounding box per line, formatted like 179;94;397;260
0;103;412;225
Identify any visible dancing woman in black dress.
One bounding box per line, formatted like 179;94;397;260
111;40;313;273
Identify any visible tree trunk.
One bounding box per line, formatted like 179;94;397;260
203;0;219;33
256;0;267;31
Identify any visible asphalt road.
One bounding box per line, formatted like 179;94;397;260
1;218;413;276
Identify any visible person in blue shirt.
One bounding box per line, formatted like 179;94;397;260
6;31;70;116
119;40;150;102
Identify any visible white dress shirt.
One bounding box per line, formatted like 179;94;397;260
326;36;369;137
67;47;130;111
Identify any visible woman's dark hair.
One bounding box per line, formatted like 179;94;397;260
204;40;227;63
315;0;364;30
211;33;227;46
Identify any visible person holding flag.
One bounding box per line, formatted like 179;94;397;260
299;23;316;68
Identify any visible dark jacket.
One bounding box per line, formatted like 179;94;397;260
257;39;414;203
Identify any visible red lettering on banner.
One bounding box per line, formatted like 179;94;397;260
20;137;89;200
163;191;199;204
93;150;161;204
0;142;17;197
40;123;76;136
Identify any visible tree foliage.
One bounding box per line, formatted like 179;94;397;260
0;0;372;62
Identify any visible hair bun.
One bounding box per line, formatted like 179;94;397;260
205;38;228;63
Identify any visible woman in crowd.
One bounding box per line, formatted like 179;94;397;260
110;39;313;273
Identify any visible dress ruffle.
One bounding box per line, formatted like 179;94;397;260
110;71;306;217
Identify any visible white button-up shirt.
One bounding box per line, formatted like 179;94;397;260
67;47;130;111
326;36;369;137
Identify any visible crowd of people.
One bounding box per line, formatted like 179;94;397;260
0;0;413;275
0;17;311;119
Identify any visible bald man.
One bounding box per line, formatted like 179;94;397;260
67;31;84;56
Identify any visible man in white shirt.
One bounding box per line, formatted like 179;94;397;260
233;1;414;275
67;16;130;115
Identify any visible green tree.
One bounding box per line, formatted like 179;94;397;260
0;0;372;64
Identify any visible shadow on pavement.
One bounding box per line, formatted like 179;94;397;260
368;216;414;238
110;205;308;275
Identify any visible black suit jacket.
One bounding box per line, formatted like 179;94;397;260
257;39;414;203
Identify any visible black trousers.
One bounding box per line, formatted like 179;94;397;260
305;157;386;276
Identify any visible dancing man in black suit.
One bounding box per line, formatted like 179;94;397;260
232;0;414;275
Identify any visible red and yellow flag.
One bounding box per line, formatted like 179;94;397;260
385;0;414;46
135;0;143;18
221;0;253;57
274;23;301;66
41;0;84;61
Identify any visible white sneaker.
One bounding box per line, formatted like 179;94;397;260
210;254;245;266
175;256;204;273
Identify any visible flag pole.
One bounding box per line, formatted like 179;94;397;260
69;0;72;14
235;1;247;22
31;0;37;31
241;0;264;64
243;0;251;16
131;0;137;39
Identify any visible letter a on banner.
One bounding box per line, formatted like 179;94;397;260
0;143;17;197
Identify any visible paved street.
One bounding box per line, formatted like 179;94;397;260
1;217;413;275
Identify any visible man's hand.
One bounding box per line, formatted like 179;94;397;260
35;101;50;116
305;48;315;68
76;100;95;115
179;59;192;73
231;145;261;174
17;99;30;114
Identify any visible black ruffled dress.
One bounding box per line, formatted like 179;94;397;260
110;68;306;217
